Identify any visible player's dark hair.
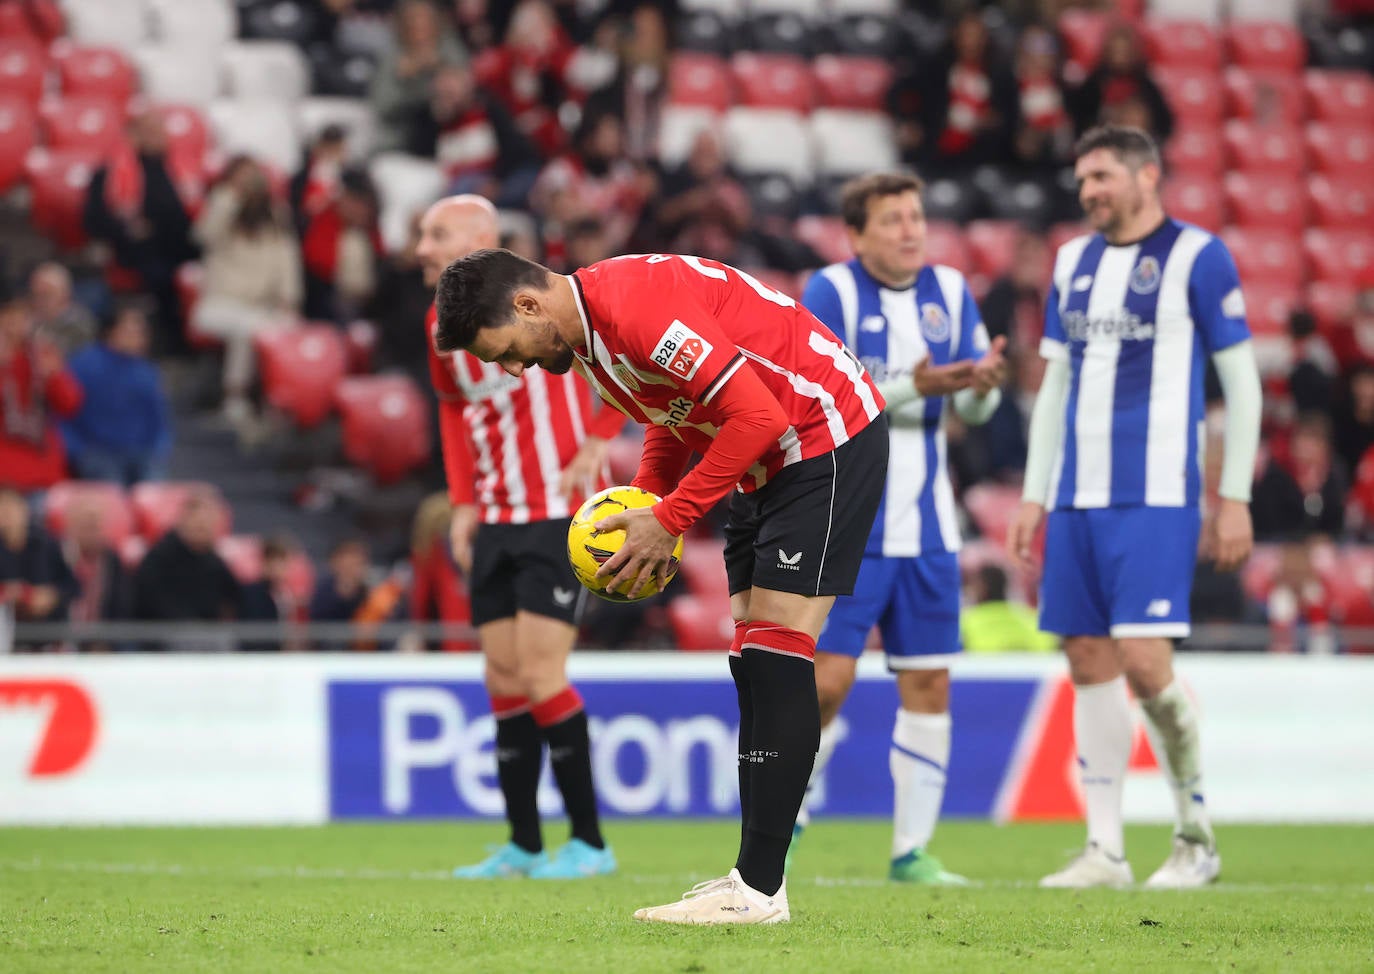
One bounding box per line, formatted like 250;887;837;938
1074;125;1161;170
433;247;554;353
839;171;926;232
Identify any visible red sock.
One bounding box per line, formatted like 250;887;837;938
741;621;816;662
489;694;530;719
531;686;584;728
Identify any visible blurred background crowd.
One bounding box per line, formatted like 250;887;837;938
0;0;1372;654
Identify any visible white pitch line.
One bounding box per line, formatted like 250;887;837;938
1;859;1371;895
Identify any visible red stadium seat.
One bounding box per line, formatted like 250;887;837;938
0;38;46;105
965;220;1020;279
1164;125;1224;178
1223;172;1307;231
0;95;34;192
51;43;137;106
43;481;135;548
1304;229;1374;286
38;96;127;158
679;536;728;600
129;481;232;542
667;52;733;111
667;593;735;652
254;322;347;428
1225;21;1305;74
1305;122;1374;177
1221;227;1306;292
216;534;264;584
1305;281;1355;331
1058;9;1110;76
730;52;813;112
24;147;103;249
1223;68;1306;125
0;0;62;44
1162;174;1224;232
1244;281;1300;338
1241;543;1281;603
606;433;641;485
1048;221;1089;254
1222;120;1305;177
812;55;892;111
1303;70;1374;124
335;375;432;485
1153;66;1225;126
1306;175;1374;230
925;220;971;274
963;483;1022;549
159;102;211;162
794;215;851;264
1141;19;1222;70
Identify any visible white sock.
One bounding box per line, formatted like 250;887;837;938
1140;680;1213;845
795;719;842;829
890;709;951;859
1074;676;1133;860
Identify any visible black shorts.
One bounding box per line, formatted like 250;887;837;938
469;518;585;627
724;415;889;598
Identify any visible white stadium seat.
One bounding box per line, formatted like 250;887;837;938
62;0;147;50
221;41;311;101
369;151;445;252
297;97;376;161
208;97;301;172
827;0;899;15
679;0;742;18
134;44;223;107
657;105;720;170
146;0;237;49
750;0;827;19
809;108;896;177
723;106;813;185
1147;0;1223;24
1229;0;1302;23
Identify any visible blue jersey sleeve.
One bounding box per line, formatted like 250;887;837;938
955;279;990;363
801;270;848;343
1040;282;1068;360
1189;237;1252;353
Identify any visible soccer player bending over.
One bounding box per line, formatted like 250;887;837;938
1007;126;1262;888
416;196;626;879
796;171;1008;884
434;248;888;924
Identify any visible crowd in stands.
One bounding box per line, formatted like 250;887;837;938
1;0;1372;654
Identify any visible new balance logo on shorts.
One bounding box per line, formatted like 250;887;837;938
1146;599;1172;618
776;549;802;571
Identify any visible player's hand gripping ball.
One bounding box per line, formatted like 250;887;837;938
568;486;684;602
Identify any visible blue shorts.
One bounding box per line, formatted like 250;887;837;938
1039;506;1200;639
816;552;961;669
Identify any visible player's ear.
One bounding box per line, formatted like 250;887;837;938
1139;161;1162;193
512;289;541;319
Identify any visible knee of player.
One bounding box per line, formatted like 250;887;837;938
896;668;950;712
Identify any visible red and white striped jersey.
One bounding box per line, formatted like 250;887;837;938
426;305;623;525
570;254;884;491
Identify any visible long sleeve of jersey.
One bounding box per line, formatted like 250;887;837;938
633;424;694;499
652;366;789;537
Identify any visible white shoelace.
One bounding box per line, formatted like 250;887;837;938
680;876;738;900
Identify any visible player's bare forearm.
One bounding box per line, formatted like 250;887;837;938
1007;500;1045;574
1210;497;1253;573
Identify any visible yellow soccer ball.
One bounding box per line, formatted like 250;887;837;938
567;486;684;602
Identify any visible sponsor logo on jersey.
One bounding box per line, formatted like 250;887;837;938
860;315;886;334
1221;287;1246;319
1129;256;1162;295
663;396;694;428
1061;310;1157;342
652;320;713;381
611;362;641;391
919;303;951;343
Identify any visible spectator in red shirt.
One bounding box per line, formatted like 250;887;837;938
302;168;385;323
409;492;472;652
0;297;83;492
290;125;349;234
1012;25;1073;171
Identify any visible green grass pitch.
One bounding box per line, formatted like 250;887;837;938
2;821;1371;973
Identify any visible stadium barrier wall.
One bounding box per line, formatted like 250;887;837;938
2;654;1372;826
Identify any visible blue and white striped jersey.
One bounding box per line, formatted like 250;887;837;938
1042;218;1251;511
803;259;990;558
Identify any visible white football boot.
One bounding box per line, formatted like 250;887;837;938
1144;835;1221;889
1039;842;1134;888
633;869;790;925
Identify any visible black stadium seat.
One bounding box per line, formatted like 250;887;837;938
676;11;733;57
